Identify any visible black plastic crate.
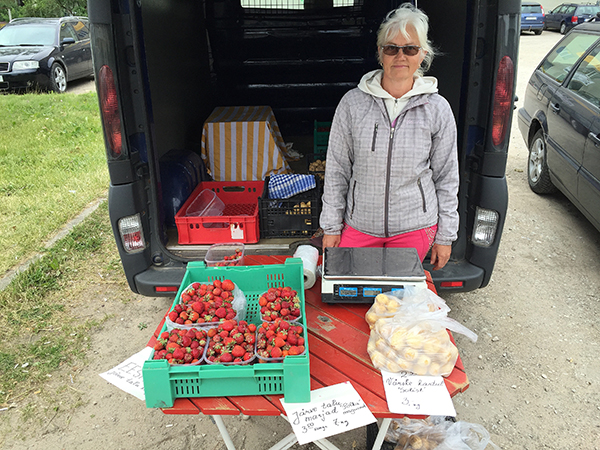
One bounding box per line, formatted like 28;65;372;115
259;176;321;238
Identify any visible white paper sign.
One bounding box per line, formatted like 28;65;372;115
381;370;456;416
99;346;153;401
280;382;376;445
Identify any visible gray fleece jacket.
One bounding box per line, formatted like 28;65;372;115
319;69;460;246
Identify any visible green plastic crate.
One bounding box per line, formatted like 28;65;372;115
142;258;311;408
313;120;331;157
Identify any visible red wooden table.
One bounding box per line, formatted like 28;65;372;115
147;255;469;450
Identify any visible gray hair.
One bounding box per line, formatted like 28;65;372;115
376;3;436;76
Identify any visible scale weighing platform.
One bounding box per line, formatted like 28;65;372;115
321;247;428;303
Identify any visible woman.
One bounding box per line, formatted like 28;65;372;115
319;3;459;271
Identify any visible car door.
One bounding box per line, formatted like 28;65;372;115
59;21;84;79
546;5;565;29
568;44;600;228
544;32;600;195
70;19;93;76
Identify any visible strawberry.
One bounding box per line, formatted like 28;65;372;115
172;348;185;360
221;279;235;291
168;310;178;322
232;345;245;358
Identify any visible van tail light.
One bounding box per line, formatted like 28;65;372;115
491;56;514;147
571;16;578;24
118;214;146;253
155;286;179;293
98;65;123;158
541;7;545;16
472;207;499;247
440;281;464;288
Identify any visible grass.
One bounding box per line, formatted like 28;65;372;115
0;91;109;276
0;201;122;405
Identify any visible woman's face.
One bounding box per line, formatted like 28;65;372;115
380;26;426;83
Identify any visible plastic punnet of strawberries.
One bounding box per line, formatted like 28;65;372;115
153;328;208;365
258;286;302;322
205;319;257;364
215;248;244;266
169;279;238;325
256;318;306;362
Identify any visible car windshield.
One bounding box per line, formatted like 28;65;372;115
0;24;56;46
522;5;542;13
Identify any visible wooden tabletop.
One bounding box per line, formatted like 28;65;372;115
149;255;469;418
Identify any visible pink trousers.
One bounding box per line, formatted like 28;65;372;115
339;224;438;262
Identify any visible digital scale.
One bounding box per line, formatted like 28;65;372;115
321;247;428;303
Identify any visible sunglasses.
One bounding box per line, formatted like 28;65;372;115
381;44;422;57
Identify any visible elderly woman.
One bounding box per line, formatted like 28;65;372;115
319;3;459;271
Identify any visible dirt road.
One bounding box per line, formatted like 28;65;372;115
2;31;600;450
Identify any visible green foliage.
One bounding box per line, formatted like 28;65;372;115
0;0;87;21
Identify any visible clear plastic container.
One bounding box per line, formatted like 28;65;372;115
256;322;307;363
204;243;246;267
185;189;225;217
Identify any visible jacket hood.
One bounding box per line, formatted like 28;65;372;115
358;69;438;121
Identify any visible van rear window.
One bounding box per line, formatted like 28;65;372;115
521;5;542;13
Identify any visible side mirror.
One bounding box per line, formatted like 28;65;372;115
61;37;76;46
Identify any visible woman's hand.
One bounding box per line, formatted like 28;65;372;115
430;243;451;270
322;234;341;249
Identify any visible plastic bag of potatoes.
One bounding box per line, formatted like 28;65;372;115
385;417;500;450
365;288;449;329
366;288;477;376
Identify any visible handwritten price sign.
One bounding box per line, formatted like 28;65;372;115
381;370;456;416
280;382;376;445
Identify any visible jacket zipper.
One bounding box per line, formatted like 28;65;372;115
417;178;427;213
384;117;397;237
371;123;378;151
350;180;357;218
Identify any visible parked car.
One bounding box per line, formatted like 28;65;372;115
521;1;545;35
544;2;600;34
518;22;600;232
0;17;93;93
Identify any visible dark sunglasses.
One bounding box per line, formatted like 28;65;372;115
381;44;421;57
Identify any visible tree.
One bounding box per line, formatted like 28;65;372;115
1;0;87;21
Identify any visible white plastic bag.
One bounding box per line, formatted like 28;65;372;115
366;287;476;376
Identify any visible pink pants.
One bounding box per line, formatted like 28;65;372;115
339;224;438;262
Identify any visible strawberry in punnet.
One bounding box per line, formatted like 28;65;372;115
215;249;244;266
168;279;238;325
152;327;208;365
205;320;256;364
259;286;302;322
256;317;305;362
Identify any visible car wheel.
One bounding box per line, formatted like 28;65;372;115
560;22;567;34
535;28;543;35
50;63;67;93
528;129;557;194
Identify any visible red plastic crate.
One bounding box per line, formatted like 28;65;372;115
175;181;264;244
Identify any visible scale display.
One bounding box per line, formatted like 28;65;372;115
333;284;406;303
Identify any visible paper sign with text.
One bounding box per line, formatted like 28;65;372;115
279;382;376;445
381;370;456;416
99;346;152;401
